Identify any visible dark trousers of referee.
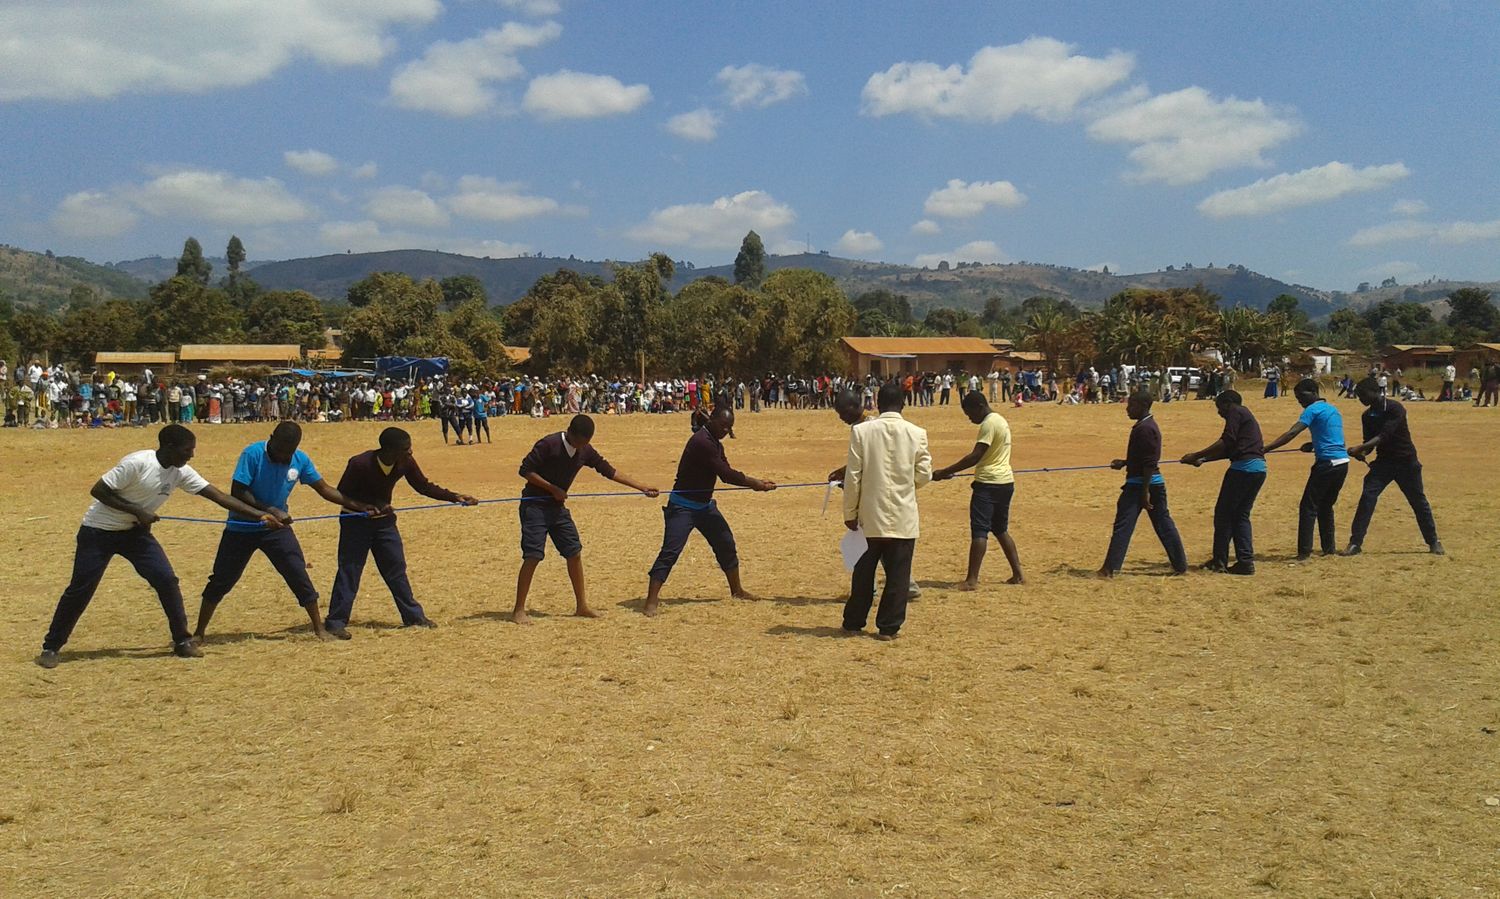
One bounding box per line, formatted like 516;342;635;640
845;538;916;636
44;526;190;652
326;518;425;628
1212;470;1266;566
1348;460;1438;548
201;528;319;611
1103;484;1188;574
1298;461;1349;556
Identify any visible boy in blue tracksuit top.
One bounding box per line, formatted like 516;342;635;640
1263;379;1350;559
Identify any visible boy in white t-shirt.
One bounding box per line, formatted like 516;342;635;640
36;424;283;669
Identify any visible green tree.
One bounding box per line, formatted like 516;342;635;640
733;230;767;289
440;274;488;311
58;299;146;363
176;237;212;285
602;253;675;372
8;308;62;362
528;282;603;373
143;276;243;347
442;298;511;377
246;290;327;348
1267;293;1308;328
922;306;981;337
1021;306;1074;374
346;271;415;308
753;269;856;373
226;236;246;281
852;289;913;324
662;278;763;375
341;274;443;360
1444;287;1497;340
1326;308;1376;352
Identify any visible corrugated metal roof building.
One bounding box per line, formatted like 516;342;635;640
841;337;1002;377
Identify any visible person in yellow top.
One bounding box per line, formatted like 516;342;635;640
933;390;1026;588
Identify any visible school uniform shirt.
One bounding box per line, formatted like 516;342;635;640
668;428;754;508
335;451;461;514
1361;398;1418;464
843;412;932;538
226;441;322;532
1219;405;1267;473
973;412;1015;485
1123;414;1166;486
1297;400;1349;465
81;450;210;531
518;432;616;497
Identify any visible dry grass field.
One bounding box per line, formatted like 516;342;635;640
2;395;1497;897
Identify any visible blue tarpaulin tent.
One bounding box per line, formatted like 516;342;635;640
376;357;449;379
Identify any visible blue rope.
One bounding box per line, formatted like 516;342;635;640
154;450;1305;528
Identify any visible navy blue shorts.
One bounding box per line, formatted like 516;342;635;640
970;482;1015;538
519;501;583;561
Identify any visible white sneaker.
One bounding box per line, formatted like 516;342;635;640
907;580;922;599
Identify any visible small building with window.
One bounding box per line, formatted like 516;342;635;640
841;337;1003;378
93;351;177;377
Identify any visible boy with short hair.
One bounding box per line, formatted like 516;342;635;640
1263;379;1350;560
933;391;1025;587
513;414;659;624
1098;392;1188;577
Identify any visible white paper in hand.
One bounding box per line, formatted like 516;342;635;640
840;526;868;572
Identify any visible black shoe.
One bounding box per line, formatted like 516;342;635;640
35;650;60;669
1429;541;1446;556
1200;559;1230;573
1227;561;1256;576
173;639;203;659
1339;545;1362;557
407;617;438;629
874;632;899;642
1294;553;1312;562
325;624;352;640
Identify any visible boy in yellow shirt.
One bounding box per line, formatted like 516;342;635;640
933;391;1025;587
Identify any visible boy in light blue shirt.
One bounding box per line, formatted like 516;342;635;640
1264;379;1349;559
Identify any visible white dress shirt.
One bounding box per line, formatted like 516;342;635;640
843;411;932;538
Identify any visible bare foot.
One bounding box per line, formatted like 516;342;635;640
732;591;760;601
510;609;532;625
1094;568;1114;580
955;581;979;592
314;629;337;642
1006;574;1027;585
642;601;660;618
574;606;601;619
190;633;207;645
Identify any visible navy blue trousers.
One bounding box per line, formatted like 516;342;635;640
1103;484;1188;573
202;527;318;607
326;518;424;628
1298;461;1349;555
44;526;189;651
647;501;738;583
845;537;916;635
1349;460;1439;548
1212;469;1266;565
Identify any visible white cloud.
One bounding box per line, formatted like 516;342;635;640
389;21;562;117
911;219;942;236
923;179;1027;219
717;64;808;109
446;175;567;221
319;219;391;252
1391;198;1428;216
862;37;1133;123
365;186;449;228
1087;86;1301;184
284;149;339;177
523;70;651;120
351;162;379;180
496;0;561;15
128;169;313;225
626;190;796;250
665;108;722;141
1349;217;1500;247
913;240;1006;269
768;238;808;256
441;237;532;258
1356;260;1432;284
834;230;884;256
51;191;140;238
1197;161;1410;219
0;0;440;101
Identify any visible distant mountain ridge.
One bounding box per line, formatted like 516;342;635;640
8;244;1499;321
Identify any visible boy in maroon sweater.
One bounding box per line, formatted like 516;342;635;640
323;427;477;638
512;414;659;624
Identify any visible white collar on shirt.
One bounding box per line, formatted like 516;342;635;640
561;433;577;458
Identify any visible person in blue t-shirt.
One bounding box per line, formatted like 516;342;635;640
469;387;490;443
193;422;380;643
1263;379;1350;559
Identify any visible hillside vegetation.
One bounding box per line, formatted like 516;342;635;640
0;245;149;307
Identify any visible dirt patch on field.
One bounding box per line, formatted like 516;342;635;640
2;397;1496;896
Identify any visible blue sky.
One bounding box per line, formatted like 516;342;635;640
2;0;1497;291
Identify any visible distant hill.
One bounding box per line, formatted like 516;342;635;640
0;245;150;308
8;243;1498;323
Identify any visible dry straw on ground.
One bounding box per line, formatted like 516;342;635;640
2;397;1496;896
